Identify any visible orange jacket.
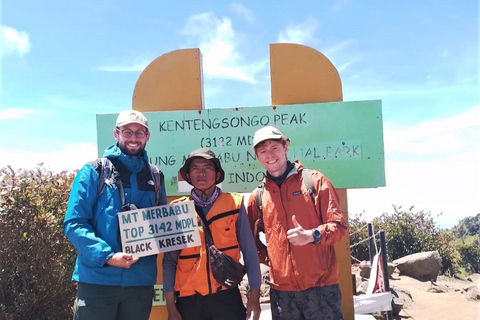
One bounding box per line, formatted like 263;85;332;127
247;161;348;291
173;193;243;297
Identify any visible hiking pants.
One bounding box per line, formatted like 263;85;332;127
73;283;154;320
270;284;344;320
176;288;246;320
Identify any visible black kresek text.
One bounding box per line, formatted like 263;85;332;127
125;242;153;254
158;234;195;248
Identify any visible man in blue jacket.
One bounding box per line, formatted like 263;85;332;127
64;109;167;320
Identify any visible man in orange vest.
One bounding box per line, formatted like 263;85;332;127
163;148;262;320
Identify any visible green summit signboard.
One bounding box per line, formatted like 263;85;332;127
96;100;385;195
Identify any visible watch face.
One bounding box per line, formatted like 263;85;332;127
312;229;321;244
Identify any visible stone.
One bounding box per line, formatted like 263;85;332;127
392;251;442;282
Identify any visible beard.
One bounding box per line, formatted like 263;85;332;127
117;141;145;156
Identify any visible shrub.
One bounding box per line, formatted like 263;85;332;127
457;235;480;274
349;205;458;275
0;166;77;320
452;213;480;238
349;212;371;264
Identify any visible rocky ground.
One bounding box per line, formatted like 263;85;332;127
352;266;480;320
389;274;479;320
241;264;480;320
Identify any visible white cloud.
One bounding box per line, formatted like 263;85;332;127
0;142;98;172
345;84;462;101
182;12;267;82
337;61;353;73
348;105;480;229
317;40;356;73
0;26;30;56
98;61;151;72
0;108;37;119
230;3;254;23
331;0;350;13
385;105;480;156
348;157;479;229
277;18;318;45
322;39;355;57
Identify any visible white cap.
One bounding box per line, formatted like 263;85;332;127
252;126;286;148
115;110;148;129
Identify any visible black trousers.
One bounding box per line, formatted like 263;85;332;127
270;284;344;320
73;283;154;320
176;288;246;320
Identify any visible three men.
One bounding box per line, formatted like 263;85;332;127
65;110;347;320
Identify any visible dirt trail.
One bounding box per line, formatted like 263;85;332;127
391;275;479;320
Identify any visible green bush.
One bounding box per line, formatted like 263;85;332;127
457;235;480;274
0;166;77;320
374;205;438;260
349;212;371;264
452;213;480;238
349;205;459;276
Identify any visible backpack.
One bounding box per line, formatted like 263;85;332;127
253;168;315;238
93;157;164;207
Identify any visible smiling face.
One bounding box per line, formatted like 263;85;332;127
113;123;150;156
255;139;289;177
186;158;221;194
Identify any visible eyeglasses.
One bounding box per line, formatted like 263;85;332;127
116;127;148;139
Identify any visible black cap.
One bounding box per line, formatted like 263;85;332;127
179;148;225;185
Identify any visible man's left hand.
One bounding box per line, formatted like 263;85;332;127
246;289;261;320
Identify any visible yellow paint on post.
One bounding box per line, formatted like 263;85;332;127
336;189;355;320
133;48;204;112
270;43;343;104
270;43;354;320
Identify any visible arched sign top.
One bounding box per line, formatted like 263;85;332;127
132;48;204;112
270;43;343;105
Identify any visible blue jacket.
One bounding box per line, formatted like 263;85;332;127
63;144;167;286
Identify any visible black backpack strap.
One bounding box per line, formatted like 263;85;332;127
106;158;127;208
89;157;126;208
301;168;316;204
90;157;114;198
253;183;265;239
148;163;164;206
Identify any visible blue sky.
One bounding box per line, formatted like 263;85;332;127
1;1;478;229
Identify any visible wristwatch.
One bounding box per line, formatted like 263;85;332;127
311;228;321;244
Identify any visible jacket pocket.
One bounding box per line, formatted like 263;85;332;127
177;251;200;273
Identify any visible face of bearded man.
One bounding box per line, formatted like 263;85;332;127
113;123;150;156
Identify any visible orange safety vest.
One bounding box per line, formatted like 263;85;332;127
172;192;243;297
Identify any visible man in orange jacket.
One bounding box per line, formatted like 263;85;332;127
247;126;348;320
